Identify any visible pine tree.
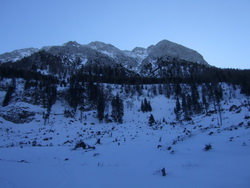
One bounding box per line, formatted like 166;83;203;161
176;97;181;112
144;98;148;110
97;88;105;122
47;85;57;109
141;98;152;112
174;83;182;97
181;94;188;119
2;78;16;107
152;85;158;96
163;84;172;98
41;84;57;124
202;85;209;115
68;77;84;110
141;100;145;112
181;94;187;111
214;83;223;103
104;113;110;123
174;97;181;121
187;94;192;115
136;84;142;96
191;83;201;114
158;84;163;95
147;101;152;112
111;94;124;123
87;80;98;102
111;97;117;122
117;99;124;123
148;114;155;126
213;83;223;125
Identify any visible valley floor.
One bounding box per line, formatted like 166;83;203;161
0;96;250;188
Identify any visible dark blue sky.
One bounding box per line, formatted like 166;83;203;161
0;0;249;69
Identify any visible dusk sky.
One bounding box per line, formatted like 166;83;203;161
0;0;249;69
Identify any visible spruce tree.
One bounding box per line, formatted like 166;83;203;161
141;100;145;112
147;101;152;112
174;97;181;121
148;114;155;126
144;98;148;109
152;85;157;96
191;83;201;114
117;98;124;123
97;88;105;122
181;94;188;119
202;85;209;115
163;84;172;98
136;84;142;96
158;84;163;95
111;94;124;123
2;78;16;107
214;83;223;103
174;83;182;97
213;83;223;125
68;77;83;110
186;94;192;115
141;98;152;112
175;97;181;112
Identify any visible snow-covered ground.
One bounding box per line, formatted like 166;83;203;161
0;94;250;188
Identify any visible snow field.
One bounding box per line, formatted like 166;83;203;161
0;91;250;188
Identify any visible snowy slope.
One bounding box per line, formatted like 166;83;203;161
0;48;39;63
86;41;141;70
0;84;249;188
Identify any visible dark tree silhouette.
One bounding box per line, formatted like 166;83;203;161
2;78;16;107
111;94;124;123
148;114;155;126
97;88;106;122
174;97;181;121
141;98;152;112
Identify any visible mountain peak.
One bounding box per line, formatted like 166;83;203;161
63;41;82;48
132;47;147;53
146;39;208;65
87;41;119;51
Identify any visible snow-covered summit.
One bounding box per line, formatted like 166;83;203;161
87;41;122;59
87;41;119;52
123;47;148;66
63;41;82;48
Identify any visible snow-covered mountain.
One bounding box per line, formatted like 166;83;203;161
45;41;117;67
0;40;209;75
87;41;139;70
0;48;38;63
146;40;208;65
